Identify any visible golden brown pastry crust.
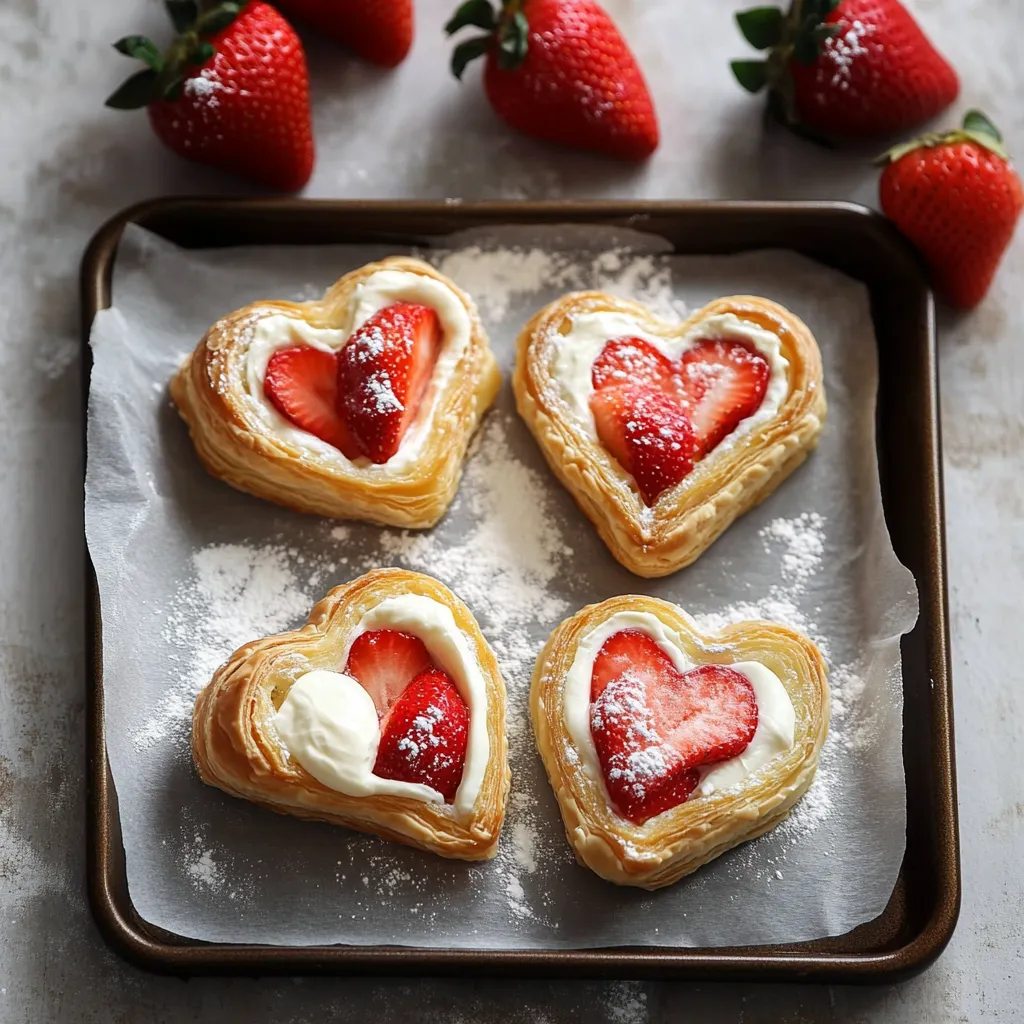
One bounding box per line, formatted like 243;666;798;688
513;293;826;577
530;595;829;889
192;568;511;860
171;256;501;529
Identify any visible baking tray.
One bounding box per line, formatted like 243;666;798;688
81;198;958;981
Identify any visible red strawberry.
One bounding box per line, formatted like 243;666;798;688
591;337;675;393
106;2;314;192
445;0;658;161
590;384;698;507
275;0;413;67
345;628;434;715
879;110;1024;310
590;629;758;824
676;339;770;456
731;0;958;142
336;303;442;464
373;668;469;802
264;346;359;457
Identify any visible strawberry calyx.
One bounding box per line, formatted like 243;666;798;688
876;109;1011;165
445;0;529;80
729;0;840;141
105;0;245;110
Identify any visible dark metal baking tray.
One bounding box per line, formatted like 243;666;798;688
81;198;958;981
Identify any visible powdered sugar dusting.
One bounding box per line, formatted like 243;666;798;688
761;512;825;583
135;544;310;750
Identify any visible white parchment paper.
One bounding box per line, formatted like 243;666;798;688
85;223;918;949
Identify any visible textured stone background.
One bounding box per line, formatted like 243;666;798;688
1;0;1022;1020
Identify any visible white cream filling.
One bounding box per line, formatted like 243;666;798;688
241;270;472;472
563;610;796;821
273;594;489;819
550;311;790;477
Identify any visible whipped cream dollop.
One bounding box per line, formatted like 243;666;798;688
550;311;790;467
241;269;472;472
272;593;489;817
563;610;796;820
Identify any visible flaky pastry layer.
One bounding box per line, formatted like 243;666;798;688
513;293;827;576
530;595;829;889
171;256;501;528
192;568;511;860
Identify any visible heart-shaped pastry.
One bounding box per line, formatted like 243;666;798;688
192;568;510;860
513;292;826;576
171;256;500;529
531;595;829;888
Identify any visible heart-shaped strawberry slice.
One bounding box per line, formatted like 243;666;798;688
589;629;758;824
345;628;433;715
336;302;442;463
262;301;442;463
676;339;771;456
345;627;469;801
264;346;361;457
372;667;469;802
588;335;770;504
590;384;699;507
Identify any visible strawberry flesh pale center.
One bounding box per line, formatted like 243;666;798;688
263;301;442;464
344;628;469;802
589;335;770;505
589;629;758;824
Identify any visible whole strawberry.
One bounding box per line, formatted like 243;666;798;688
275;0;413;67
879;111;1024;309
445;0;658;161
730;0;958;141
106;1;314;191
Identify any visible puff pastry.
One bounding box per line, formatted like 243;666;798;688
192;568;510;860
513;292;826;576
171;256;500;528
530;595;829;888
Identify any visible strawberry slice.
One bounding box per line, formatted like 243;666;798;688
590;384;698;506
373;667;469;802
590;629;758;824
345;629;433;716
675;339;769;456
336;302;442;464
264;346;360;457
591;337;676;393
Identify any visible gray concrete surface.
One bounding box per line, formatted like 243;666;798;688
2;0;1022;1019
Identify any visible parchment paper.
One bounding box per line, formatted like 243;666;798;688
85;223;918;948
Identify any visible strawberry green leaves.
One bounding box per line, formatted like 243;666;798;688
731;60;768;94
878;109;1011;165
106;1;243;109
729;0;839;93
446;0;530;79
735;6;784;50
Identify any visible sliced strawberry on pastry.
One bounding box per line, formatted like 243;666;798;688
264;346;360;457
336;302;443;464
345;628;433;715
373;667;469;802
590;629;758;824
590;384;699;506
591;337;676;393
675;339;769;456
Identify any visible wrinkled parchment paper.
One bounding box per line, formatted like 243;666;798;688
85;224;917;948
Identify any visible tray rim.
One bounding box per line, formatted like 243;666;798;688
81;196;959;982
